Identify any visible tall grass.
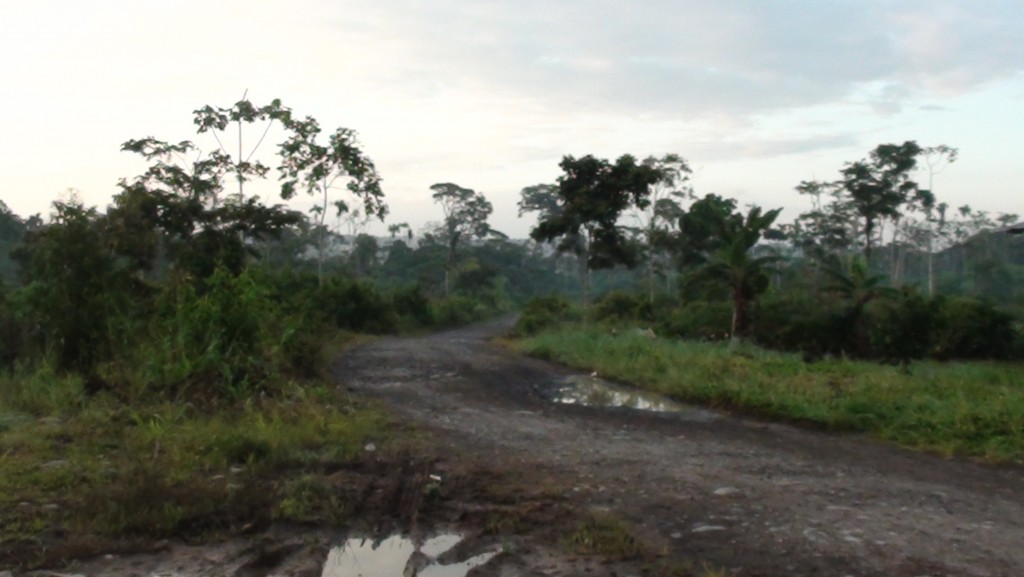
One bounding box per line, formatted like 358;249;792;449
0;380;391;552
519;327;1024;463
0;361;86;416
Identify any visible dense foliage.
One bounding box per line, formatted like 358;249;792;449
516;141;1024;363
0;98;564;403
5;119;1024;391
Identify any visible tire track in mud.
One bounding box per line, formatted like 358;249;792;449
336;318;1024;577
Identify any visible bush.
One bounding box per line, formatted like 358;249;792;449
391;284;434;327
161;269;281;395
592;291;644;323
512;295;578;336
931;296;1020;360
0;283;30;371
655;301;732;341
867;289;939;363
17;202;128;373
752;293;848;356
433;295;488;328
311;276;398;334
634;293;678;324
101;268;298;400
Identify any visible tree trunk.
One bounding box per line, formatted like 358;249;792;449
730;287;747;347
444;238;457;297
890;219;900;285
578;230;592;324
864;219;874;266
647;255;655;305
927;227;935;296
316;180;329;287
579;252;591;325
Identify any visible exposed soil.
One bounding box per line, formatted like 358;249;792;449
30;318;1024;576
332;317;1024;577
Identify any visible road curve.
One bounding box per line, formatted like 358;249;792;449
335;319;1024;577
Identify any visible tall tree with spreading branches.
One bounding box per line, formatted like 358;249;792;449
524;154;662;313
430;183;494;296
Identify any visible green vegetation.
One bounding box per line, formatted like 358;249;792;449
0;96;534;568
0;374;389;565
518;327;1024;463
507;143;1024;467
4;88;1024;571
566;512;641;559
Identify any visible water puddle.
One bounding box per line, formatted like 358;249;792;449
321;533;500;577
552;375;718;421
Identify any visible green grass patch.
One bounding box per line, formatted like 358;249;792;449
566;512;641;559
517;327;1024;463
0;374;391;565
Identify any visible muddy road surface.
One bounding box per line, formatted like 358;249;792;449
336;318;1024;577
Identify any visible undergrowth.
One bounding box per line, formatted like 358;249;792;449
518;326;1024;463
0;375;390;568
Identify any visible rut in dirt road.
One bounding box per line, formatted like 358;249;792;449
335;319;1024;577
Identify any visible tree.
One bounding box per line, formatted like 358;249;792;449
0;200;29;283
16;201;123;371
387;222;412;240
113;96;365;280
279;117;385;285
792;180;856;265
634;154;693;303
688;202;782;343
116;136;301;280
193;93;292;204
921;145;958;295
673;193;740;270
840;141;925;265
349;233;380;277
524;155;662;312
430;183;495;296
823;257;895;356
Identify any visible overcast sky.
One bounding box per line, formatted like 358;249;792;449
2;0;1022;237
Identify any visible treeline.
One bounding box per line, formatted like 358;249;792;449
0;97;575;401
4;97;1022;391
514;145;1024;364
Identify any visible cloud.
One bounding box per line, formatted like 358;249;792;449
336;0;1024;121
687;133;862;162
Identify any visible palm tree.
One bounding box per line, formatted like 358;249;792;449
696;206;782;344
823;257;891;306
823;257;895;356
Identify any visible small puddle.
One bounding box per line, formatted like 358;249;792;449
552;375;718;420
321;533;500;577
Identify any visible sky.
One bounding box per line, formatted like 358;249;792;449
1;0;1022;238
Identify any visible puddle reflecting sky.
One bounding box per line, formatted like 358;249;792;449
321;533;499;577
553;375;717;420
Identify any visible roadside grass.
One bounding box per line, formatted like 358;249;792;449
566;512;641;559
0;369;391;567
517;327;1024;463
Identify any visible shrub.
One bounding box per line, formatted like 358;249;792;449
17;202;128;372
752;293;848;356
391;284;434;327
656;301;732;341
592;291;644;323
0;283;30;370
634;293;678;324
931;296;1020;360
433;295;487;328
101;268;293;400
312;276;398;334
867;289;940;363
512;295;578;336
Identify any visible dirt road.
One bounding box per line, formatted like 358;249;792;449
336;318;1024;577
